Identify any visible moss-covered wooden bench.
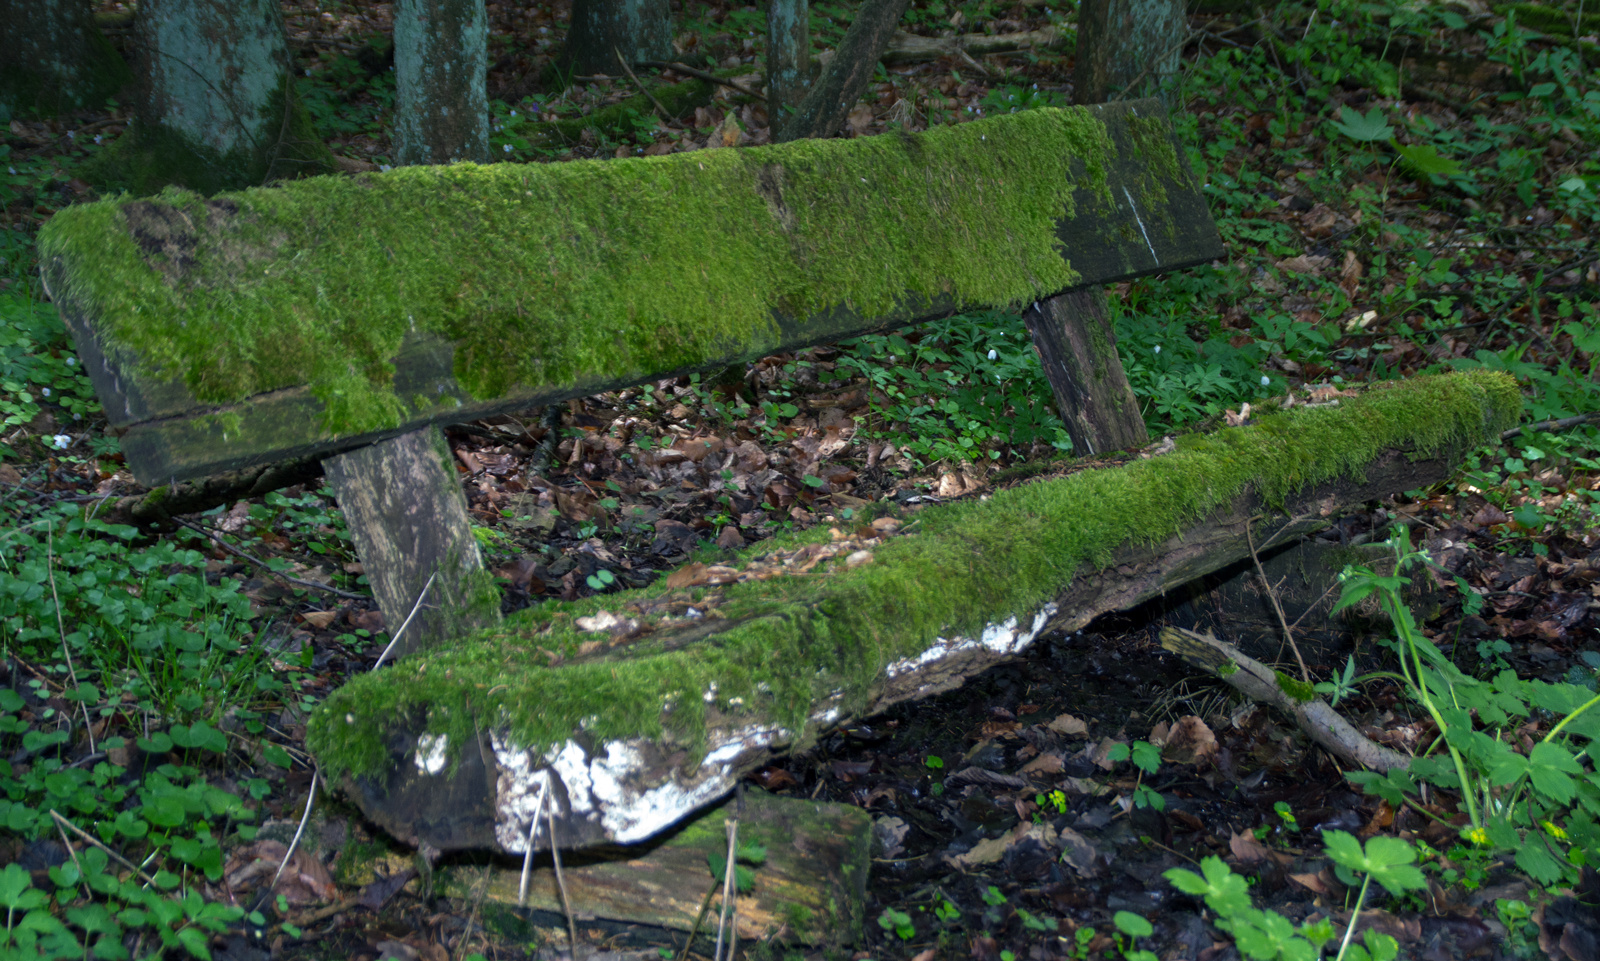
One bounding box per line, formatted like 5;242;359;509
35;97;1517;866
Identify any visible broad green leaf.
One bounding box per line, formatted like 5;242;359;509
1529;742;1582;805
1515;840;1568;886
1331;106;1393;142
1393;142;1463;177
1321;831;1427;896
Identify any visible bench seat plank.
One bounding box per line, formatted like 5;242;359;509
306;372;1519;853
38;99;1220;485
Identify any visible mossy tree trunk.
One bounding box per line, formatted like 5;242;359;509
1072;0;1188;106
767;0;810;127
393;0;489;165
0;0;131;119
775;0;909;141
89;0;334;195
561;0;673;77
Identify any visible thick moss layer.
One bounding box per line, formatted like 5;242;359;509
40;106;1117;437
307;371;1521;779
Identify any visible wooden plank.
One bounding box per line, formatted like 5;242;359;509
38;99;1222;485
434;788;871;947
323;426;500;657
1024;288;1149;456
308;372;1521;853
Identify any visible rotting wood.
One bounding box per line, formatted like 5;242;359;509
434;788;871;947
1158;625;1410;772
321;372;1508;855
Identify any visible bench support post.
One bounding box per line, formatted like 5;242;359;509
1024;288;1150;457
324;426;500;658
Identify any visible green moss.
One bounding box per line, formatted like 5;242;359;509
307;371;1520;779
1275;670;1316;703
42;106;1114;438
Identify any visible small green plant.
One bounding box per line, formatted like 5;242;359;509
1113;911;1157;961
1339;528;1600;886
924;754;944;771
1166;832;1420;960
585;568;617;592
877;906;914;940
1107;740;1165;811
1036;788;1069;815
707;840;767;894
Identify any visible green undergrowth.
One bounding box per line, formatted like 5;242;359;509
37;106;1118;440
308;371;1520;779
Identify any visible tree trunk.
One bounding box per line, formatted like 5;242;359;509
767;0;810;126
1072;0;1187;105
561;0;672;78
0;0;130;119
394;0;489;165
87;0;333;195
775;0;909;141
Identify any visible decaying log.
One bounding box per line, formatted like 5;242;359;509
309;372;1518;855
434;787;871;946
1159;626;1410;772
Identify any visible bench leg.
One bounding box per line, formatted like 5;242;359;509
1024;288;1150;457
324;425;500;659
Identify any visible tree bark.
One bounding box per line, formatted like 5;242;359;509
775;0;909;141
1072;0;1188;105
767;0;811;126
560;0;673;79
90;0;333;195
394;0;489;165
0;0;130;118
1023;289;1148;456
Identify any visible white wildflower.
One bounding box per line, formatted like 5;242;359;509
52;434;71;450
987;349;998;360
39;387;49;397
1153;345;1161;354
1261;375;1271;386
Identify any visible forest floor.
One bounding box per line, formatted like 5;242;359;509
2;1;1600;959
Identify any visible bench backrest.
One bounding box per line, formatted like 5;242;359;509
38;99;1220;486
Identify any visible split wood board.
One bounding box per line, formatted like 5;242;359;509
38;99;1219;484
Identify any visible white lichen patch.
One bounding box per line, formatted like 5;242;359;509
884;603;1059;678
489;723;791;851
413;733;449;775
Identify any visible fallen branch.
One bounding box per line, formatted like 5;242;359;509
880;26;1069;64
1158;626;1409;772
